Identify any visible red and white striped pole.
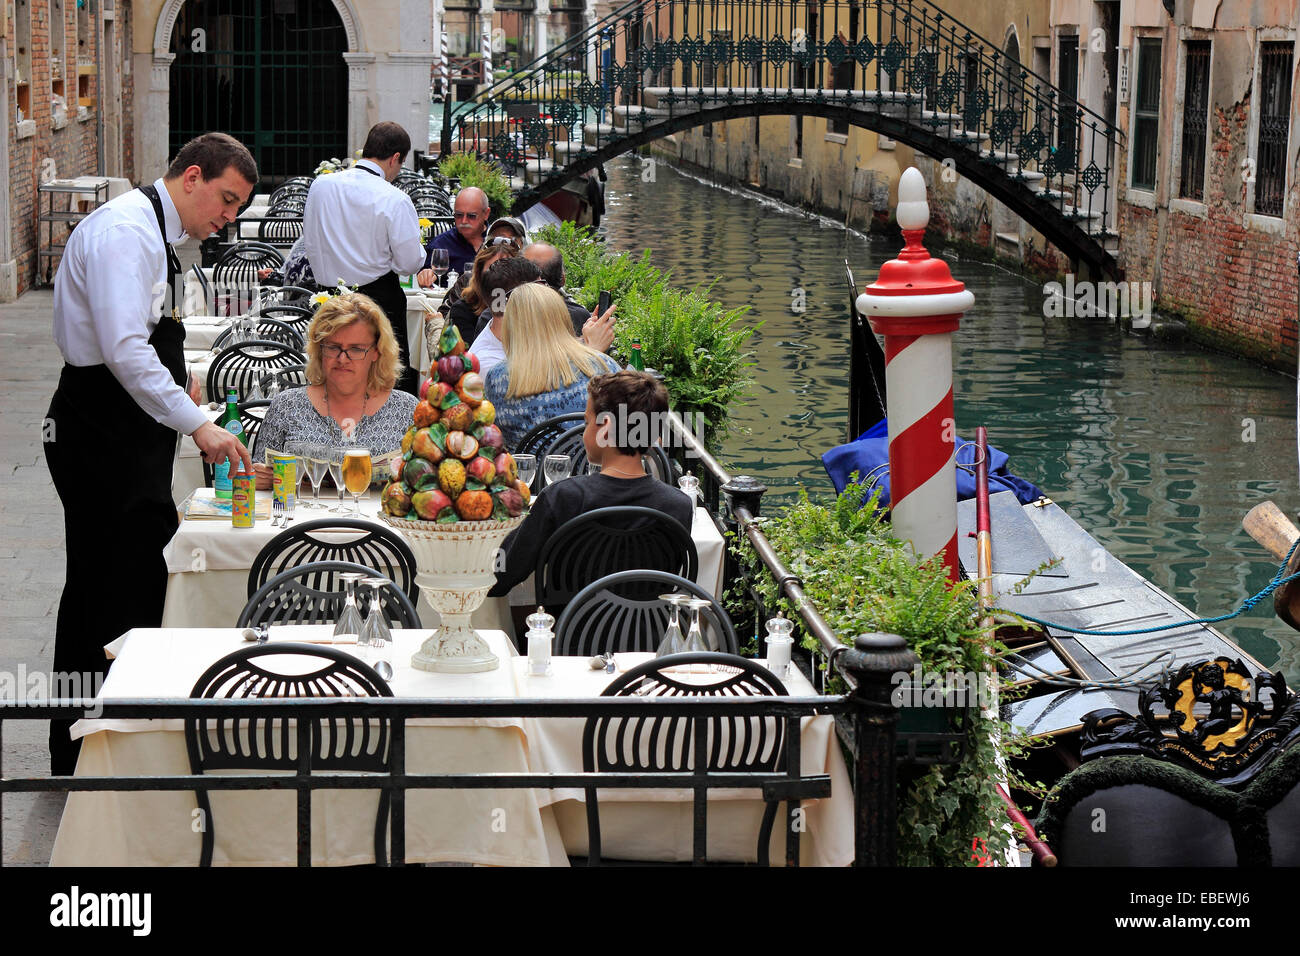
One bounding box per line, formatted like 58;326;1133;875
856;167;974;582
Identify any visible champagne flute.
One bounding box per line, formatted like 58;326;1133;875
543;454;571;487
332;572;368;641
359;577;395;680
305;443;328;508
343;448;372;516
655;593;689;658
326;447;346;512
515;454;537;490
430;248;450;286
287;441;308;505
683;598;713;653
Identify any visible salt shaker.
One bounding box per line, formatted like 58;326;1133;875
677;474;700;506
764;616;794;678
525;606;554;677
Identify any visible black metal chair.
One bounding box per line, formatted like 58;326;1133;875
644;445;676;485
256;302;315;331
555;570;738;657
581;652;808;866
237;559;421;629
185;642;393;866
201;399;271;485
516;413;585;461
213;241;284;290
539;423;589;487
211;318;305;352
189;263;212;315
262;285;316;306
535;506;698;616
248;519;419;602
258;210;304;245
206;340;308;403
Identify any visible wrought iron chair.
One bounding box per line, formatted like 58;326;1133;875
189;263;212;315
555;570;737;658
213;241;284;290
248;519;418;601
185;642;394;866
516;412;585;460
206;341;308;403
211;318;305;353
581;652;805;866
237;559;421;629
261;285;316;306
256;302;315;331
200;399;271;486
535;506;698;616
258;209;305;245
540;423;589;485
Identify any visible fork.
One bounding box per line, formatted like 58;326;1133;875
271;497;283;527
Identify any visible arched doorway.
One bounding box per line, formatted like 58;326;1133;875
168;0;348;187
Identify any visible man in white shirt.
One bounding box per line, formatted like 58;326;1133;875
302;121;426;393
44;131;257;774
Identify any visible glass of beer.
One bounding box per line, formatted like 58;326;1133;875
342;448;373;516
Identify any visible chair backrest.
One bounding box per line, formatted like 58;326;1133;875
258;211;304;245
555;569;738;657
184;642;393;866
539;423;589;488
237;559;421;629
261;285;316;306
201;400;271;485
213;241;284;290
516;412;585;461
535;506;698;614
206;340;308;403
211;318;305;352
189;263;212;313
256;302;315;329
248;518;419;600
644;445;676;485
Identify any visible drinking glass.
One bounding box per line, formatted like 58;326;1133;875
683;598;713;654
430;248;450;285
305;443;328;508
326;448;347;512
515;454;537;489
287;441;309;505
358;577;394;680
587;462;602;476
543;454;572;487
332;572;368;641
655;593;689;658
342;448;372;516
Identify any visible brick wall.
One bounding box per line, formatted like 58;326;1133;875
8;0;103;295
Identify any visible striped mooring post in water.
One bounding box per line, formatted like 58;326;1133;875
856;167;974;582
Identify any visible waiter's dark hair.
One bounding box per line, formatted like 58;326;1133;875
165;132;258;184
362;122;411;162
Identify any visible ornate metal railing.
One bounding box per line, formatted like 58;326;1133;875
442;0;1122;276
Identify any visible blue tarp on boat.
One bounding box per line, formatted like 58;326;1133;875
822;418;1045;508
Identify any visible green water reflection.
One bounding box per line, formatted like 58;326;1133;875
596;155;1300;679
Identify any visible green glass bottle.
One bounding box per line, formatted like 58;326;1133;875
629;338;645;372
212;388;246;499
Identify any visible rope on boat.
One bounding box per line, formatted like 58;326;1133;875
992;539;1300;638
1001;648;1177;691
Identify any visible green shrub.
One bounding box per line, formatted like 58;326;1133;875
438;153;514;215
737;480;1018;866
534;221;757;442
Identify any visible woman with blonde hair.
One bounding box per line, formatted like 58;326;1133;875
252;292;417;487
484;282;620;447
440;236;522;343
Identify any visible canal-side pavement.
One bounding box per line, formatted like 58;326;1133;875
0;287;68;865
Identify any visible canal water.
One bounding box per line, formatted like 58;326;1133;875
596;154;1300;679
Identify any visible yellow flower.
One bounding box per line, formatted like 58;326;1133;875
310;292;331;308
419;218;433;229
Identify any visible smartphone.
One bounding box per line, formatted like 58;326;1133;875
597;290;612;316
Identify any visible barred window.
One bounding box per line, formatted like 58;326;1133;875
1178;41;1210;200
1131;38;1161;191
829;5;860;136
1255;42;1294;217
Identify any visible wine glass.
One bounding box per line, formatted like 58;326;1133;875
332;572;368;641
430;248;450;286
326;448;347;512
655;593;689;658
287;441;308;505
515;454;537;489
358;577;395;680
683;598;713;654
587;462;602;476
543;454;571;487
342;447;372;516
305;443;328;508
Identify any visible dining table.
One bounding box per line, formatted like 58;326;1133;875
160;489;727;639
49;626;853;867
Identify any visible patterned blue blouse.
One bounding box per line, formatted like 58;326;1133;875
485;354;621;449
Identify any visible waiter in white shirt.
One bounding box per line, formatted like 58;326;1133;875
302;122;426;393
43;132;257;774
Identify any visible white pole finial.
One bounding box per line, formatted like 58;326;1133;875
896;167;929;231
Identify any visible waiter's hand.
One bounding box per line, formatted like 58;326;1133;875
192;421;254;471
187;375;201;405
581;304;617;353
417;268;436;288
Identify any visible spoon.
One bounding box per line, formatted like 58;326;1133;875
373;660;394;680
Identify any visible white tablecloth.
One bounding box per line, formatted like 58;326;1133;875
159;496;727;639
49;627;851;866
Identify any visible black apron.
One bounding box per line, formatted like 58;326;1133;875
355;163;419;394
43;184;187;774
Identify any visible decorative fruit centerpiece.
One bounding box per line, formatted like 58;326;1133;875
380;324;530;523
377;324;529;674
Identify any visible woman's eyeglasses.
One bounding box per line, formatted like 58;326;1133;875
321;344;374;360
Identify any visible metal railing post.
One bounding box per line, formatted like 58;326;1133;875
837;631;917;866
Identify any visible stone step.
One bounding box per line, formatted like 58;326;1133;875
980;149;1020;165
920;110;963;126
1010;169;1046;186
551;139;590;161
1062;204;1102;221
1036;187;1069;203
639;85;923;112
612;105;670;128
946;130;989;145
523;158;556;185
581;122;616;146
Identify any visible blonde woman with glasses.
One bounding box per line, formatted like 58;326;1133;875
251;292;416;488
484;282;621;448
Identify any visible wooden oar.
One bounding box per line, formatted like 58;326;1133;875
1241;501;1300;632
